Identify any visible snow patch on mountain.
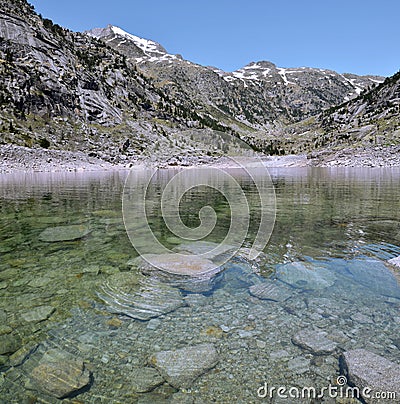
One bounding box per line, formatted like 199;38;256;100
231;70;259;80
277;68;295;85
110;26;165;55
368;78;384;84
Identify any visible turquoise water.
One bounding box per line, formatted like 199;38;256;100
0;168;400;403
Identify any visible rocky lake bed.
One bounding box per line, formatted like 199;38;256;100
1;168;400;403
1;243;400;403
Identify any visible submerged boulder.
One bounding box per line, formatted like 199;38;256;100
149;343;219;388
292;329;337;355
21;305;55;323
98;272;185;320
341;349;400;403
131;252;225;293
0;334;21;355
249;280;293;302
30;349;92;399
388;255;400;268
174;241;235;261
387;255;400;285
134;253;219;276
276;261;336;290
346;259;400;298
39;225;91;242
129;367;165;393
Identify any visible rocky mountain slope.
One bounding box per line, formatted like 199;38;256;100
0;0;397;168
236;69;399;163
268;70;400;162
0;0;251;165
306;71;400;165
317;71;400;146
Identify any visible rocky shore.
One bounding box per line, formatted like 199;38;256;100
308;145;400;167
0;144;123;174
4;143;400;173
0;144;308;173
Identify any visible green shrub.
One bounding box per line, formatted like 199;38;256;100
39;138;50;149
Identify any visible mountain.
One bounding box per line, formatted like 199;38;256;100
88;25;383;129
221;62;383;119
87;25;175;61
0;0;396;167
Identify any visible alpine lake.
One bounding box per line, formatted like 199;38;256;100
1;166;400;403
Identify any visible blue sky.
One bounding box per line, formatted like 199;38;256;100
29;0;399;77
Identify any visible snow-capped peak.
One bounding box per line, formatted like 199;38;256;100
86;24;185;64
110;25;166;56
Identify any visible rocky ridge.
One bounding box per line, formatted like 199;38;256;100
88;25;384;132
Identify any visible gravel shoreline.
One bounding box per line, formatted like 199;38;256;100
0;144;123;174
307;145;400;167
0;144;309;173
1;144;400;173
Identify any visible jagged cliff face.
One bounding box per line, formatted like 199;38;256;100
0;0;396;161
0;1;243;160
0;4;151;125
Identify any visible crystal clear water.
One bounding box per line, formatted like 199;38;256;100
1;167;400;403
